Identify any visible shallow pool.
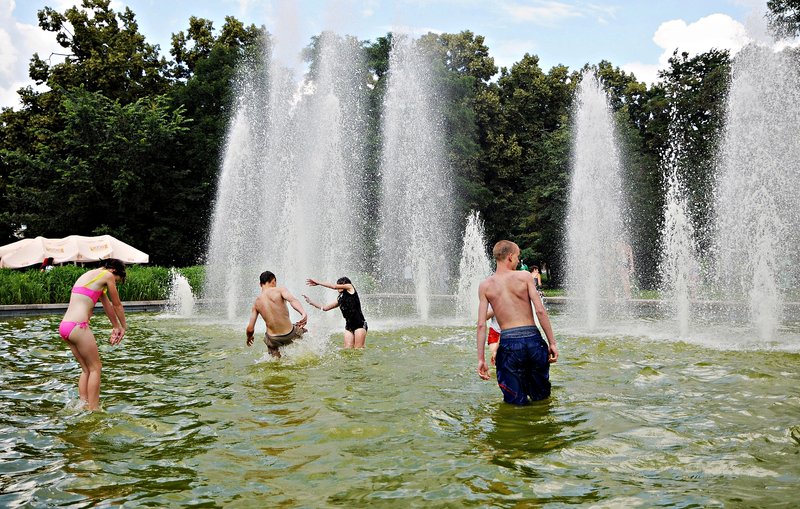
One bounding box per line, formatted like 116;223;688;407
1;311;798;507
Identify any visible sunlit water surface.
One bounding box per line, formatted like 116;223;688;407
1;309;799;507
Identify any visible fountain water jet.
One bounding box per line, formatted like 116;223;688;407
204;33;368;318
456;211;493;322
564;71;630;328
713;44;800;339
166;269;195;317
658;106;700;337
377;36;455;319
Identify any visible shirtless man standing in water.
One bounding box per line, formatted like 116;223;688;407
476;240;558;404
246;271;308;358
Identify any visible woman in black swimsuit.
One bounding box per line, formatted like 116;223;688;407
303;276;368;349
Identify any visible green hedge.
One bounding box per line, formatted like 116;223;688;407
0;265;205;305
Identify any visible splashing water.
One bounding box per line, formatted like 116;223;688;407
166;269;195;317
659;105;700;337
204;33;368;318
377;36;455;319
564;71;630;328
713;44;800;339
456;211;493;322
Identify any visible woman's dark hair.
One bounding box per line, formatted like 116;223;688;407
336;276;352;285
102;258;127;283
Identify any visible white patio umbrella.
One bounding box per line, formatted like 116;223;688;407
0;235;149;268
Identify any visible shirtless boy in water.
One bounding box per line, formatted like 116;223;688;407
246;271;308;358
476;240;558;404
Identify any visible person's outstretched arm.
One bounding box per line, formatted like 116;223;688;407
306;278;353;292
303;294;339;312
284;289;308;328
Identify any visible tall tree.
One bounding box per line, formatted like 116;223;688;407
418;31;498;219
167;17;266;264
658;50;731;249
6;89;189;262
31;0;169;103
486;54;576;279
767;0;800;37
593;60;662;289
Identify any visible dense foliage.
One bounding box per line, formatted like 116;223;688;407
0;265;204;304
3;0;777;288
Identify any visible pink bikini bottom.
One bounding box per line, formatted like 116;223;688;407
59;320;88;341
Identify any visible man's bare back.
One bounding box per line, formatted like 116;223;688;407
246;272;308;352
476;241;557;382
482;270;537;330
254;286;296;337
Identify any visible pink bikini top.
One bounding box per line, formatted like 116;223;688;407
71;270;108;304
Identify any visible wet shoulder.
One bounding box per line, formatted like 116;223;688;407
73;268;102;286
266;287;287;302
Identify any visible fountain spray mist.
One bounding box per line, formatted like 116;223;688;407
659;103;700;337
456;211;493;322
378;36;455;319
204;33;368;318
564;71;630;328
713;44;800;339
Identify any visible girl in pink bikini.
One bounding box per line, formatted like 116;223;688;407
59;258;127;410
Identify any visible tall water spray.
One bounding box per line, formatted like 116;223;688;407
713;44;800;338
564;71;630;328
456;211;493;321
378;37;455;319
204;33;368;318
659;105;700;336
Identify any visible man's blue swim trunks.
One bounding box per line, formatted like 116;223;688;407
496;325;551;405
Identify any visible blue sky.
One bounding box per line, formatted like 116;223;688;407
0;1;775;108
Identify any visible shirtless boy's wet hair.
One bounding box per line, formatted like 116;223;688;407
260;271;276;285
493;240;517;261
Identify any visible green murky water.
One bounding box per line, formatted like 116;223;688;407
1;311;799;507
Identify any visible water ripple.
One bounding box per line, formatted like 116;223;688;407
0;315;798;506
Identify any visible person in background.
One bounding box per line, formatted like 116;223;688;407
617;241;635;298
303;276;368;349
58;258;127;411
486;304;501;366
530;265;545;305
40;257;55;272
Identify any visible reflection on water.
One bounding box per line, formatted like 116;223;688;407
0;312;799;506
485;400;593;468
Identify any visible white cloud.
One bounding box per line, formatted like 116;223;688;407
0;0;68;109
620;62;660;86
498;0;582;25
361;0;378;18
622;13;751;85
487;37;539;72
653;13;750;66
497;0;617;26
381;24;444;36
0;26;17;77
109;0;125;11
